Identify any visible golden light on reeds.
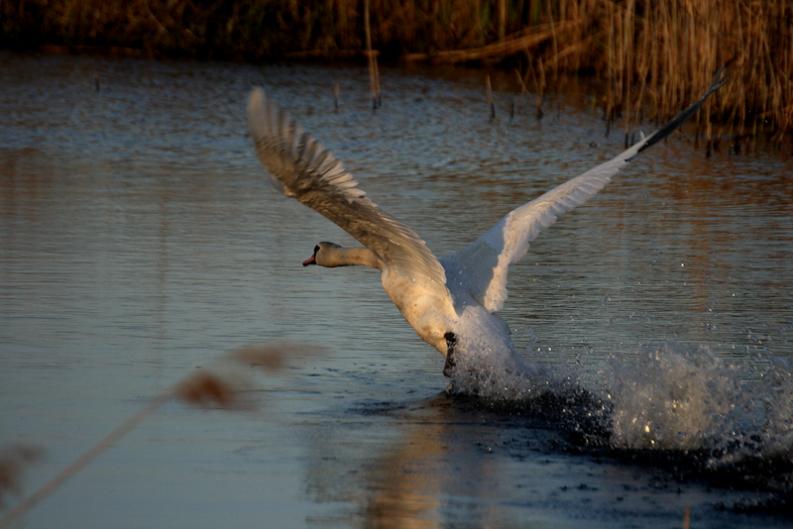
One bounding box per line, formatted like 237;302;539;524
5;0;788;143
0;343;320;528
2;1;790;142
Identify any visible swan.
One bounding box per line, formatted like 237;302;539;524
247;72;725;377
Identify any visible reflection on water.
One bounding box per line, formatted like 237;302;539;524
304;393;785;529
1;51;792;528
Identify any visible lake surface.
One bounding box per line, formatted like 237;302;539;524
1;51;792;528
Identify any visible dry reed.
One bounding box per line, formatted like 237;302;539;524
0;445;42;507
364;0;381;110
0;343;318;528
1;0;790;141
174;371;250;410
486;74;495;120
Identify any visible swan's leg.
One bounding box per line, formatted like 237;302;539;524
443;332;457;377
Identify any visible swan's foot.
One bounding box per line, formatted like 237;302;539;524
443;332;457;377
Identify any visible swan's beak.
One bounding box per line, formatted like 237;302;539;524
302;255;317;266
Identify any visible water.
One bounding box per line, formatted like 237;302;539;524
1;51;792;528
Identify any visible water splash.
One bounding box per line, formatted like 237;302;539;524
606;345;743;451
447;339;793;469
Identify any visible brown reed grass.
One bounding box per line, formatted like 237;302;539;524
230;343;318;372
0;343;318;528
1;0;790;142
510;0;791;145
174;371;248;410
486;74;495;120
0;445;43;507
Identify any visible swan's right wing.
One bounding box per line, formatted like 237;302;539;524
445;70;726;313
247;88;447;289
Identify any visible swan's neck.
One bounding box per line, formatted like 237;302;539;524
323;247;382;269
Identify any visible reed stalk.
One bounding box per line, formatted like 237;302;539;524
0;344;317;528
364;0;380;110
486;73;495;120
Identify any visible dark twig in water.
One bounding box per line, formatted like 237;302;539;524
363;0;380;111
373;59;382;109
532;58;546;120
485;74;495;121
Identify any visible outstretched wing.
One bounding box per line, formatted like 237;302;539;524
444;70;726;313
247;88;446;288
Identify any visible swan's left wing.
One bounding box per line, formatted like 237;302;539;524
445;71;726;313
247;88;447;291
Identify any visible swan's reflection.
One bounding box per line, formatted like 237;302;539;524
305;394;521;529
302;390;705;528
362;396;491;529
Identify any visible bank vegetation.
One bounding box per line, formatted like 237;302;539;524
2;0;791;144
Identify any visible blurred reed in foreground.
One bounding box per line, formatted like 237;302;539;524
0;343;319;528
0;445;42;508
1;0;790;143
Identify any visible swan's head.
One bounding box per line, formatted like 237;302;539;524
302;241;342;267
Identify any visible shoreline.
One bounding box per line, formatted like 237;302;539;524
2;0;791;148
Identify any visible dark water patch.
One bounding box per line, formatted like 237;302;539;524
577;446;793;498
722;495;793;516
348;400;412;417
444;386;612;441
334;390;791;526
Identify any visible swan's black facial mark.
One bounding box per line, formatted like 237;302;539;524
443;332;457;377
302;244;320;266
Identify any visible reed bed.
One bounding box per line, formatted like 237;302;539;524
1;0;790;141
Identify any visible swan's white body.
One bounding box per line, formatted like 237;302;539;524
247;74;724;375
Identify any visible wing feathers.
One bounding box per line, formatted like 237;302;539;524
247;88;446;288
447;70;726;313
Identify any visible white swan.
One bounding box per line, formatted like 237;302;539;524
247;72;724;376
